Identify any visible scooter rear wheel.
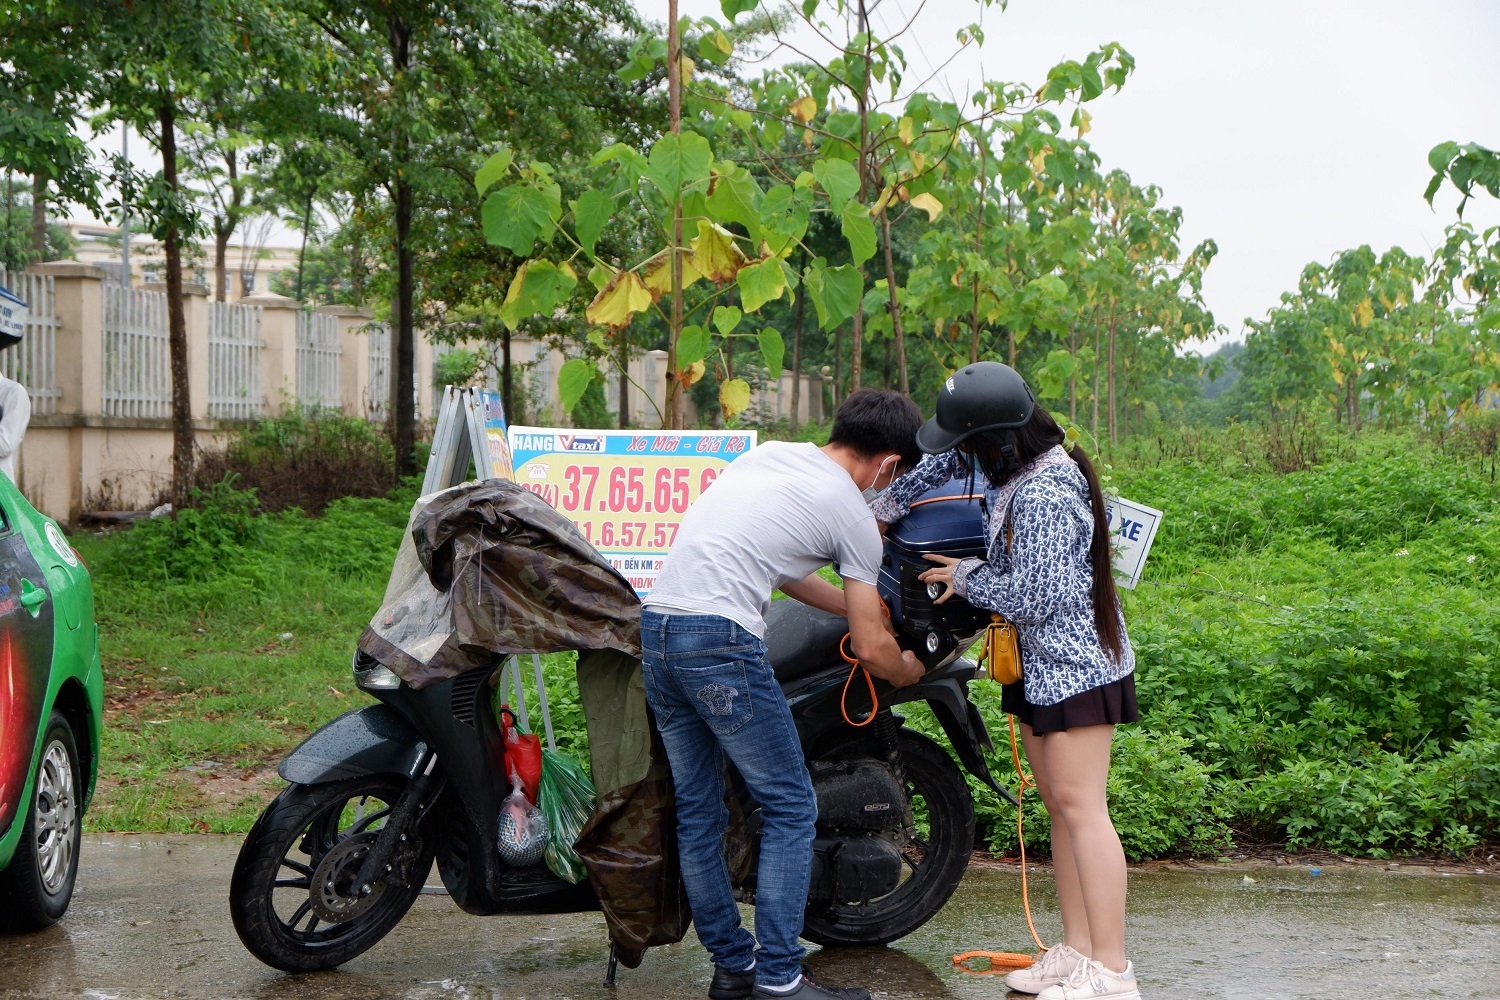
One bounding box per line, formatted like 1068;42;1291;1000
230;774;434;971
801;730;974;946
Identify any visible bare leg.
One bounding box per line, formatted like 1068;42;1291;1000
1021;724;1091;957
1036;724;1128;973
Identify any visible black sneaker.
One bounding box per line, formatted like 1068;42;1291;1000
752;966;873;1000
710;964;757;1000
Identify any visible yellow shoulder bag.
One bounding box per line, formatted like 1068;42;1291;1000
976;519;1022;685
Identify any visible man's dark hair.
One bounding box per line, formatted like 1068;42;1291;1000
828;388;923;468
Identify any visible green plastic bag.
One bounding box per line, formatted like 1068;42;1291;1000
539;748;595;883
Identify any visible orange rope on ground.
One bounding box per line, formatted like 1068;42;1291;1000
951;713;1047;975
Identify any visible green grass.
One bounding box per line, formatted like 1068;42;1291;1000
73;427;1500;859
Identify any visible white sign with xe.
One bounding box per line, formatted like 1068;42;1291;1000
1104;496;1162;590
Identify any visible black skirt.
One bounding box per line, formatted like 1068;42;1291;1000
1001;673;1139;735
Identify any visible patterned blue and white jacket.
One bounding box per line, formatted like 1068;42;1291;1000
871;445;1134;707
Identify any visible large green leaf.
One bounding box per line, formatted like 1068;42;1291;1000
712;305;742;335
720;0;759;20
803;258;863;330
737;259;787;312
558;358;597;413
501;260;579;330
646;131;714;200
677;324;712;366
841;203;877;265
481;183;560;256
813;158;860;212
571;189;614;258
758;327;785;375
760;185;811;245
706;163;765;241
475;146;513;195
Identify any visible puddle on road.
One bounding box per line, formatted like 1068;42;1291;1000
1;837;1496;999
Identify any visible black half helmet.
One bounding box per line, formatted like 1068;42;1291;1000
915;361;1036;455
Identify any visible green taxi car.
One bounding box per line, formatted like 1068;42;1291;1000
0;473;102;930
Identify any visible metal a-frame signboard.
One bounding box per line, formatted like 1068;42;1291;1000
422;386;495;495
419;385;553;749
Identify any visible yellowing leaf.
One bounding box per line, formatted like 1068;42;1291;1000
1354;298;1374;327
871;184;896;216
909;192;944;220
679;54;695;85
803;128;815;148
898;116;915;145
679;360;706;387
789;95;817;122
643;248;704;301
1076;109;1093;138
586;270;653;329
690;220;750;285
720;377;752;420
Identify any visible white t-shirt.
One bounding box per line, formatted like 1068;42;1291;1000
0;375;30;483
643;441;882;638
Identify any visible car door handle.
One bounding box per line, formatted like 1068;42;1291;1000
19;579;46;615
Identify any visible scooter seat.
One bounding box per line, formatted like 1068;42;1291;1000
764;599;850;684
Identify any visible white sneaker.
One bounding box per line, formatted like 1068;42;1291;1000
1003;945;1087;995
1036;959;1141;999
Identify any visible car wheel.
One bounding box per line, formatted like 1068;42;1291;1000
0;712;83;932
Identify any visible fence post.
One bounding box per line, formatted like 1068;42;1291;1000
31;262;106;420
25;263;106;520
318;304;374;417
243;292;299;414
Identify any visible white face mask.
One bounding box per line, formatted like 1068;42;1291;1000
861;455;899;505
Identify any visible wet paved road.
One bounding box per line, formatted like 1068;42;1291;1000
2;835;1497;999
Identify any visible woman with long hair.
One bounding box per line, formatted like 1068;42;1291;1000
871;362;1141;1000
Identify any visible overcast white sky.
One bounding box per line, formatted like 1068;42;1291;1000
78;0;1500;351
659;0;1500;349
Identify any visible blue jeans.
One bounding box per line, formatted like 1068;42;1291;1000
640;610;816;988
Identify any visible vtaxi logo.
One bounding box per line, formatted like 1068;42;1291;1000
558;435;604;453
945;377;956;394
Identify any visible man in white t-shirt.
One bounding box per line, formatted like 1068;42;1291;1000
0;373;30;483
641;389;924;1000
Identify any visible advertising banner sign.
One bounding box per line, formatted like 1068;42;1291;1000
1104;495;1163;590
474;390;514;480
508;427;758;595
0;284;29;347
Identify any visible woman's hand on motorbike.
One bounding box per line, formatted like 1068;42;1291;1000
919;554;960;604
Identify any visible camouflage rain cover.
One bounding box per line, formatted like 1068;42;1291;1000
356;479;689;954
358;479;641;685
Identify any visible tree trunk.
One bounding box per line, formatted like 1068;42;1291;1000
880;211;908;395
617;335;631;429
1107;316;1118;446
29;174;46;258
295;191;313;301
970;136;986;365
1068;324;1078;422
664;0;684;429
159;100;194;508
833;323;843;408
1091;321;1102;443
213;221;230;302
391;19;416;478
789;247;805;432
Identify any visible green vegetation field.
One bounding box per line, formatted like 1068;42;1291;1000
76;428;1500;861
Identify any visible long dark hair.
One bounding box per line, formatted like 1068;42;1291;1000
959;406;1125;662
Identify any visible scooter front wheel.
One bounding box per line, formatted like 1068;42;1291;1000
229;774;435;971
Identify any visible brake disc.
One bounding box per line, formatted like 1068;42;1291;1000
309;832;386;923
